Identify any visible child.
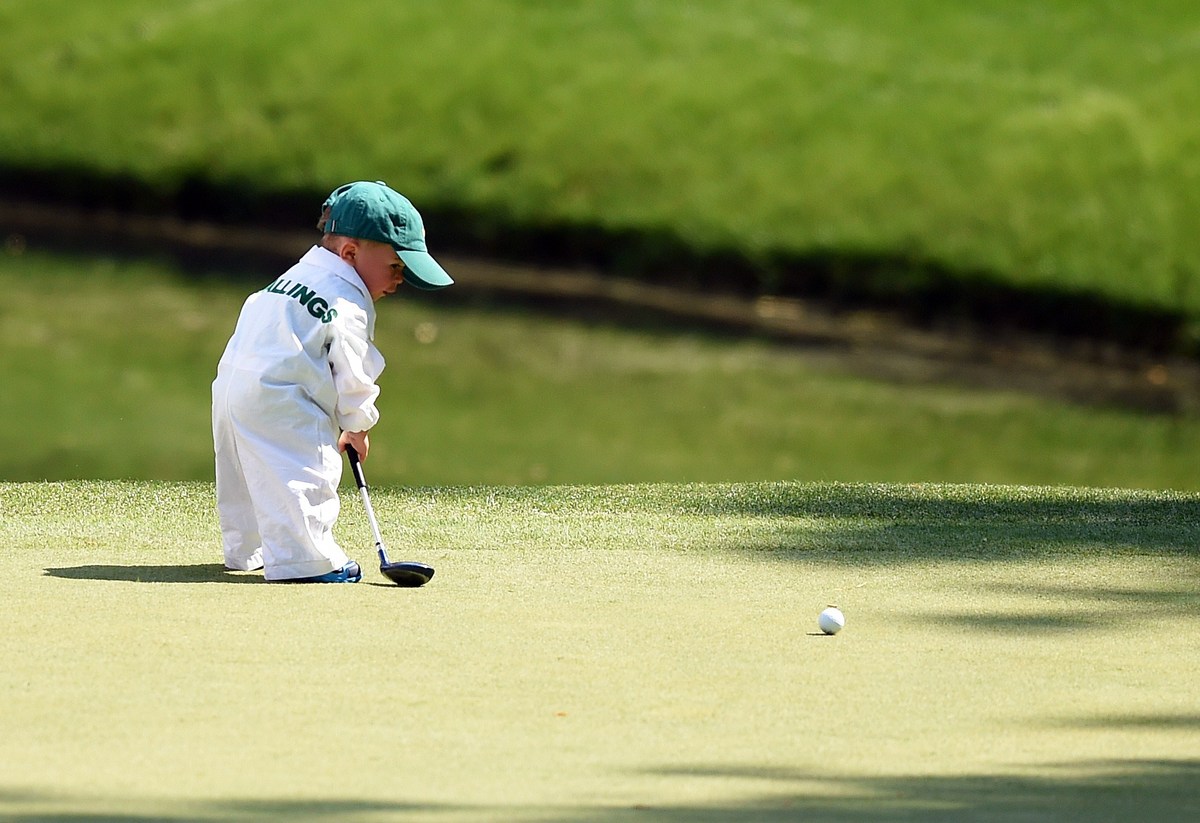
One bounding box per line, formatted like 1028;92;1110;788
212;181;453;582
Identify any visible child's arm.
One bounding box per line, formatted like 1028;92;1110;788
327;300;385;436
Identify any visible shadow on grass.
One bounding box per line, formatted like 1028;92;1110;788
908;586;1200;633
4;759;1198;821
674;482;1200;559
922;611;1106;634
1051;712;1200;731
43;563;260;584
0;794;453;822
606;759;1200;823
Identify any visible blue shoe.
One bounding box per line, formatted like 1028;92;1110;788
280;560;362;584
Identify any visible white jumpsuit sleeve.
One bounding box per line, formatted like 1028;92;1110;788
327;297;385;433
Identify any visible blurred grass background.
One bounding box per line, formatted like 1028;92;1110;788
4;250;1199;489
3;1;1200;486
3;2;1200;317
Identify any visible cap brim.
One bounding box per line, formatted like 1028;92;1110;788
396;249;454;291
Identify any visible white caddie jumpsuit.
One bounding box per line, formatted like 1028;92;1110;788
212;246;385;580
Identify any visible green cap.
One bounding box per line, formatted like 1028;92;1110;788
322;181;453;291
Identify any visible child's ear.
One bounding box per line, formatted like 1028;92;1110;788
337;239;358;265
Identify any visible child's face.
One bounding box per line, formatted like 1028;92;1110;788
345;239;407;300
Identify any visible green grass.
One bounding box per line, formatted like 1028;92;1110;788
3;2;1200;315
2;479;1198;821
4;248;1200;489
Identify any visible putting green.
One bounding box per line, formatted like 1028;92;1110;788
1;481;1197;821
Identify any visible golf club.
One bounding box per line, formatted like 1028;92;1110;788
345;445;435;587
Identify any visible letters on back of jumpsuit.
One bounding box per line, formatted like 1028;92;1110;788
264;278;340;324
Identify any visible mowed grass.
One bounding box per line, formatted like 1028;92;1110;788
5;248;1200;490
1;480;1198;821
2;2;1200;313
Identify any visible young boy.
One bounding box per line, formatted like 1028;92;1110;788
212;181;452;582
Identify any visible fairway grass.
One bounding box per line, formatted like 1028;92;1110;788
2;481;1198;821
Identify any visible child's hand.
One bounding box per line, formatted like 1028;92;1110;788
339;430;370;461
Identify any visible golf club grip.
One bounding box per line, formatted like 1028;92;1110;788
345;445;367;490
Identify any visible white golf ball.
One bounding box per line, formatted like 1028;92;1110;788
818;606;845;635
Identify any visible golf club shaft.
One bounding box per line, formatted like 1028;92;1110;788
345;446;392;565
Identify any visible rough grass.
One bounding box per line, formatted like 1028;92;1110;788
1;479;1198;821
2;1;1200;316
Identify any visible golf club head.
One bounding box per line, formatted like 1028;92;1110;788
380;560;435;588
